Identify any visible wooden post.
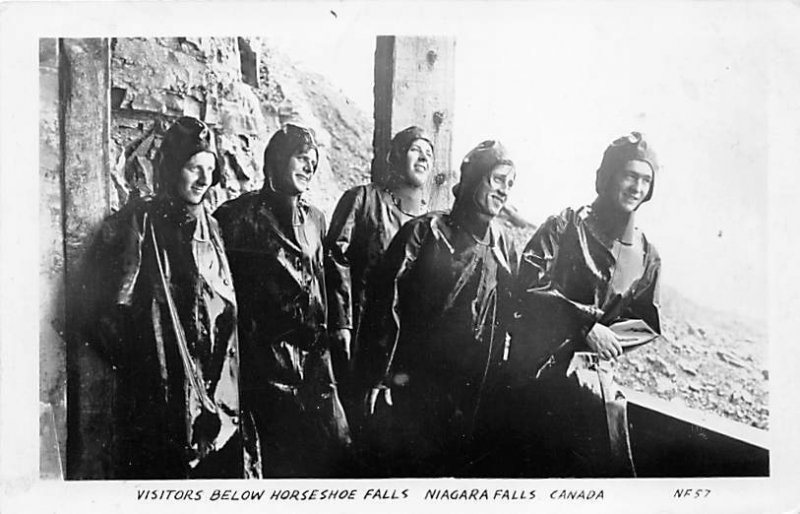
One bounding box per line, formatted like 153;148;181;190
60;38;114;479
372;36;456;211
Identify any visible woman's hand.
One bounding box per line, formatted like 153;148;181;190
364;387;393;416
330;328;352;361
586;323;622;361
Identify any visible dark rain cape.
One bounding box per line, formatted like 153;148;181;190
85;197;256;479
359;212;515;477
507;205;662;477
325;183;420;350
324;183;420;422
214;190;351;477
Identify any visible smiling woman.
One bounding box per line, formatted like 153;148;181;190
473;163;516;218
213;123;352;477
176;152;216;205
400;139;434;188
263;124;320;196
78;116;258;479
606;161;652;214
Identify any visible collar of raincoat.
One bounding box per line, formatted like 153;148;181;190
432;214;513;275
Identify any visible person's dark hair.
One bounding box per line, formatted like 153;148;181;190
262;123;319;190
156;116;222;194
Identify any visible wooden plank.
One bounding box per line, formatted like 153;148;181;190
623;387;769;477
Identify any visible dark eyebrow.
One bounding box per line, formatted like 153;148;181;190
626;169;652;179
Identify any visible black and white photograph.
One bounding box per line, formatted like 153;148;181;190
2;0;800;512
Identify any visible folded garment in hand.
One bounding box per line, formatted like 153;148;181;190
609;319;664;351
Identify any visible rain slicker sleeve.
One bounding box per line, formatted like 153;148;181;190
325;185;366;331
516;212;604;345
324;183;418;342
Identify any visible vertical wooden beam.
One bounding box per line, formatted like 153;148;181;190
372;36;395;189
372;36;456;211
60;38;114;479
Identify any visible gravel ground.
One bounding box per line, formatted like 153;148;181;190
617;287;769;429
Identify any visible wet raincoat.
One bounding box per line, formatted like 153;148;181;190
360;212;515;476
214;189;351;477
91;197;255;479
513;205;661;374
505;204;661;477
324;184;419;386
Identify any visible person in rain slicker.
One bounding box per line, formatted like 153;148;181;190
324;126;434;438
507;131;662;478
214;123;351;477
85;116;258;479
359;140;517;477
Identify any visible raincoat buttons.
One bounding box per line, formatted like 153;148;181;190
223;278;230;286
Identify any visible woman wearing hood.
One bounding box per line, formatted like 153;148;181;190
324;126;434;438
358;140;518;477
214;123;351;477
507;131;662;478
87;116;256;478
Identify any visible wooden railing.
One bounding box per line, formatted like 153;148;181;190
624;388;770;477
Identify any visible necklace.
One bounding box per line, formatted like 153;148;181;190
385;187;426;217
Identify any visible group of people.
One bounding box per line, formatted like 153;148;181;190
85;115;662;480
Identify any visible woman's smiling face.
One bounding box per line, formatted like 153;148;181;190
175;151;215;205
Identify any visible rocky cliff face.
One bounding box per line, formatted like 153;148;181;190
108;36;373;219
617;284;769;429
